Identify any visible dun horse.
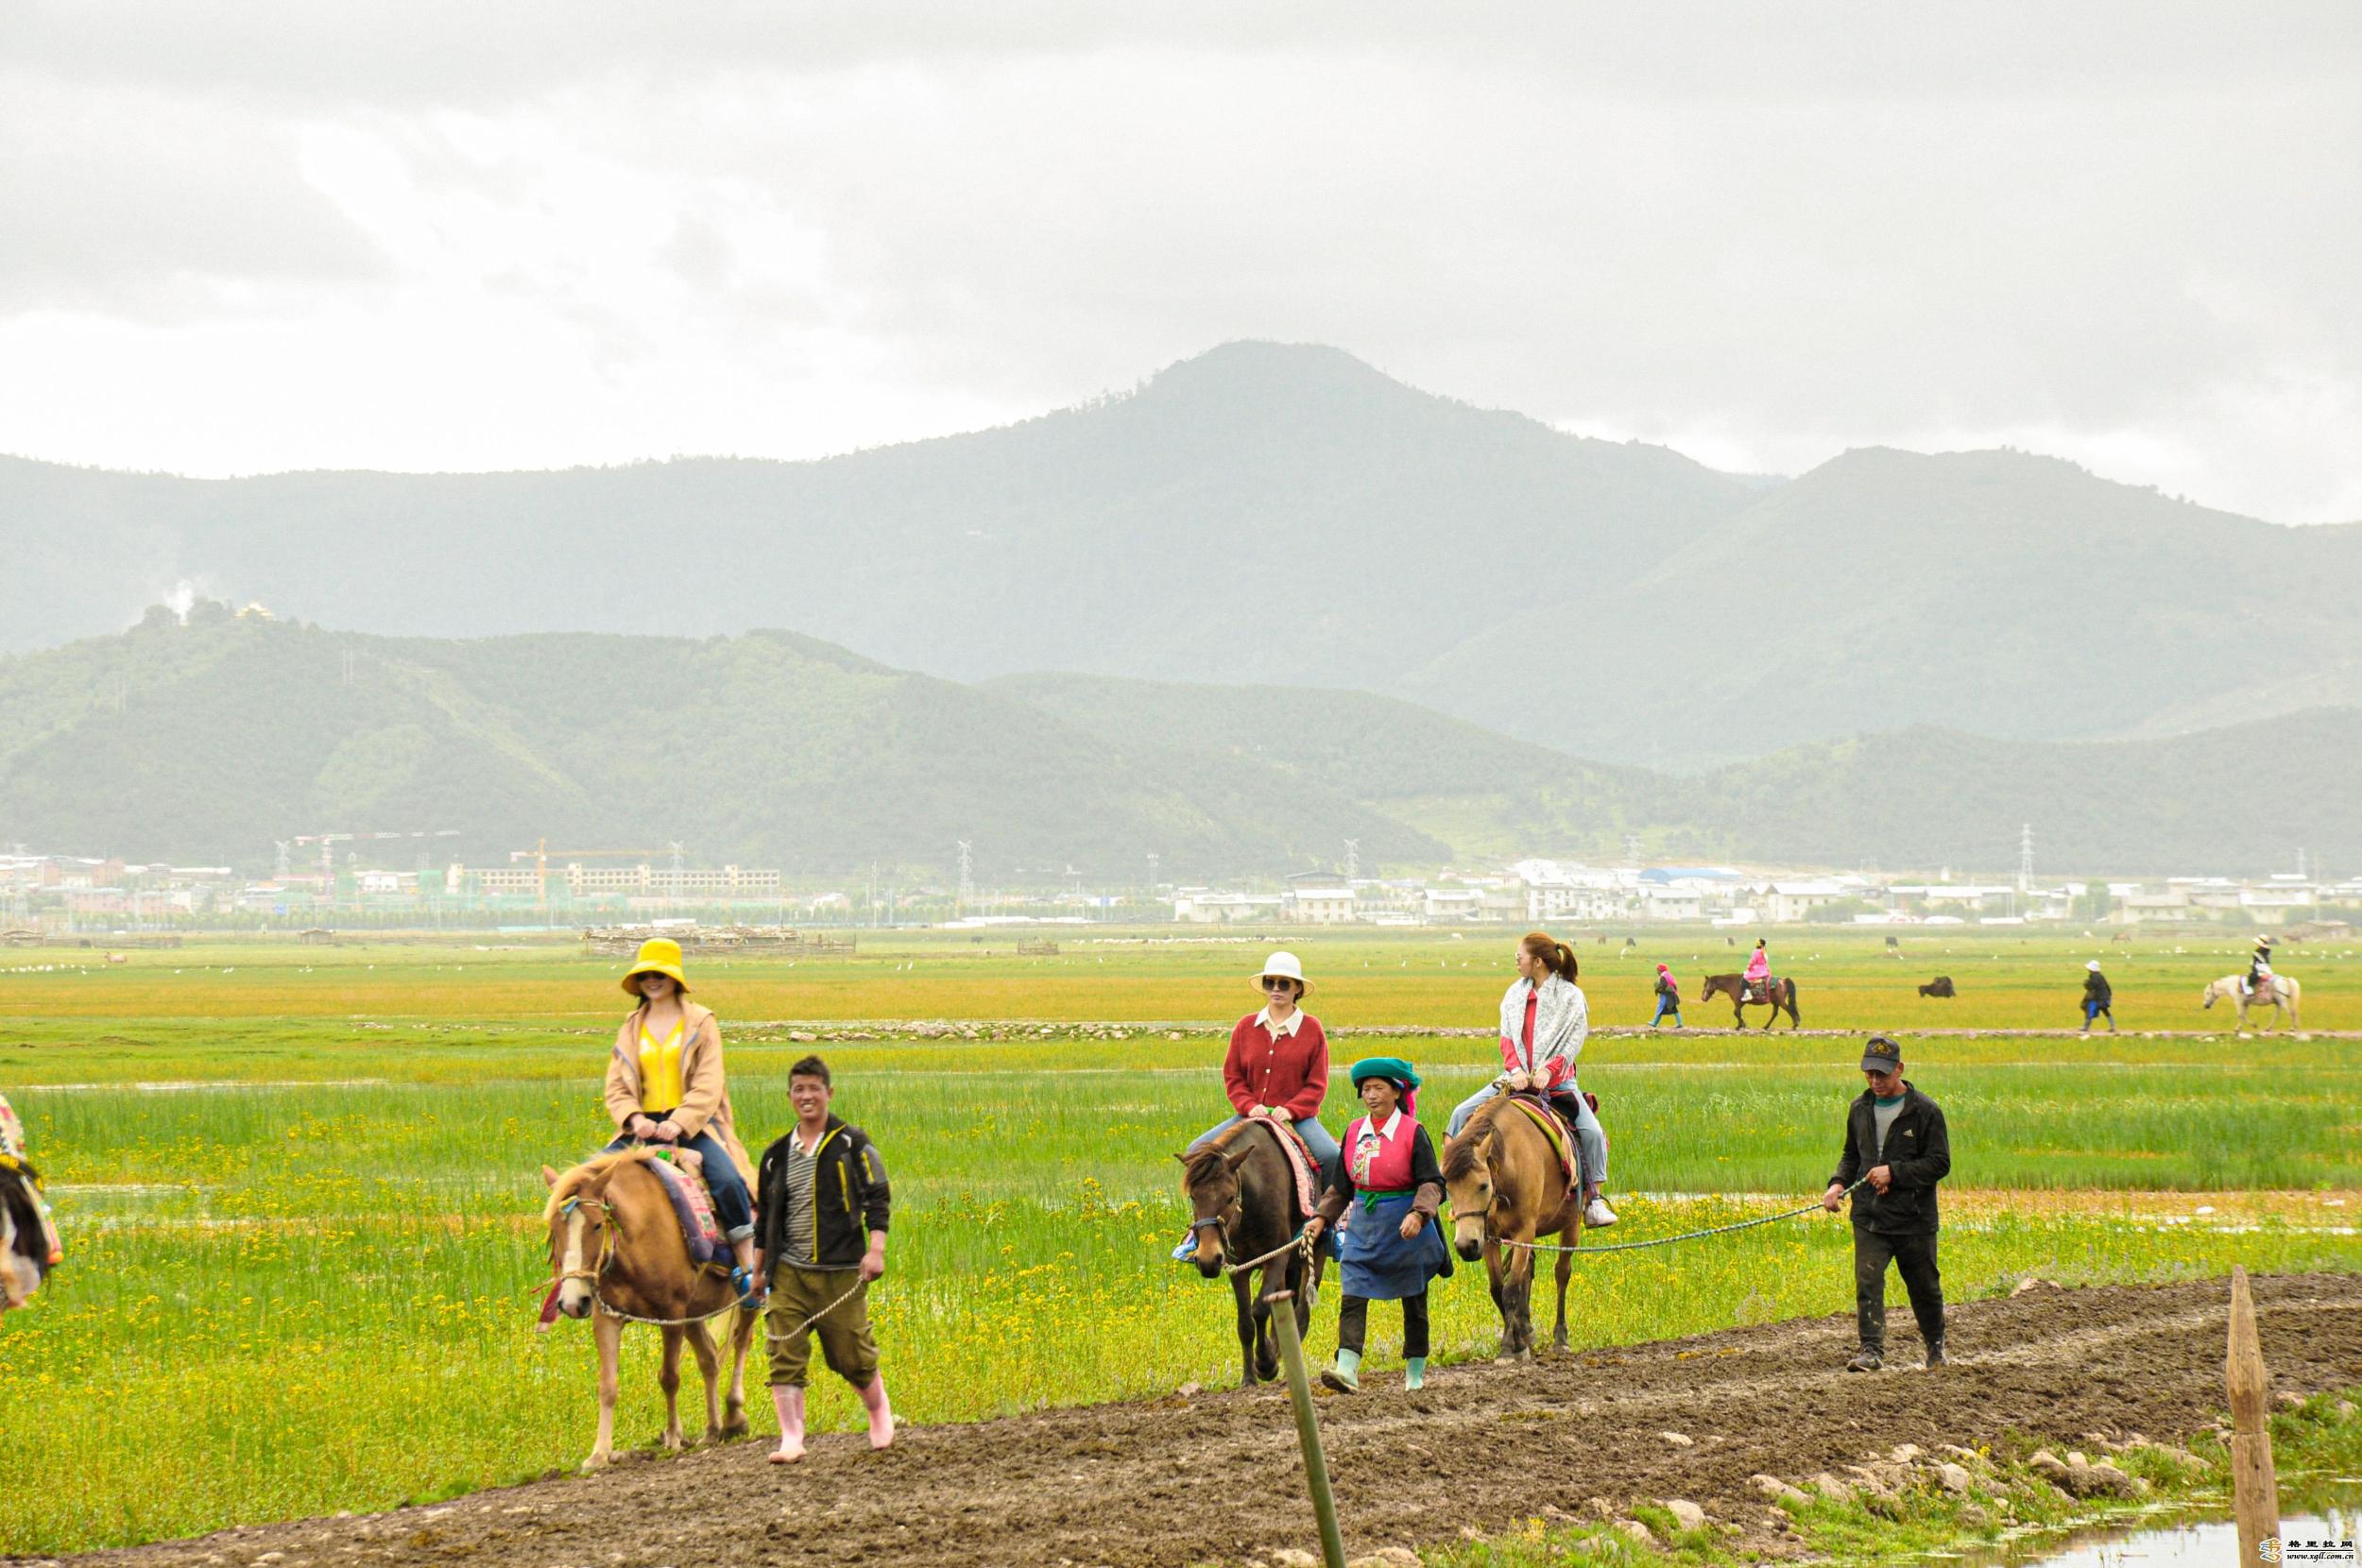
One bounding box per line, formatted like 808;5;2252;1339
2201;974;2303;1033
541;1149;760;1470
1700;972;1802;1029
1176;1119;1324;1386
1439;1096;1582;1360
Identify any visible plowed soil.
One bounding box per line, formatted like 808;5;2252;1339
28;1272;2362;1568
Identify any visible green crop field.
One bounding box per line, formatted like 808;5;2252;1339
2;930;2358;1555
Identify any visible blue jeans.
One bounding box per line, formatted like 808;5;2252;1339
2082;1000;2114;1030
1190;1114;1340;1176
1446;1082;1608;1189
605;1128;755;1241
1651;996;1683;1027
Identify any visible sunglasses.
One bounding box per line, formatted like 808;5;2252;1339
1262;978;1297;991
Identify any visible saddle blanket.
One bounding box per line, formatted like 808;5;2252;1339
1251;1118;1324;1219
646;1151;727;1266
1505;1094;1583;1193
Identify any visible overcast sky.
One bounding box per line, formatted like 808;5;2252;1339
3;2;2356;520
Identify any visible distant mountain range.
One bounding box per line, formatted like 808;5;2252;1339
12;340;2354;771
1;614;2352;878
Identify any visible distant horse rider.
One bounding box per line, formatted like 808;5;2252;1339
2245;936;2276;1000
1446;930;1616;1227
1744;938;1772;1004
2080;961;2116;1035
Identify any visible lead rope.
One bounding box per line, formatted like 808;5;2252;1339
1494;1175;1872;1256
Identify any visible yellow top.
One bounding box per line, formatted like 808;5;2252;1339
637;1022;688;1114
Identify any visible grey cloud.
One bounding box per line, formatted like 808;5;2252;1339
0;77;388;315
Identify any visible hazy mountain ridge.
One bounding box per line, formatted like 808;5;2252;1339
7;340;2357;772
3;614;2354;878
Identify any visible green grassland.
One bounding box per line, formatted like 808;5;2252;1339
2;930;2358;1554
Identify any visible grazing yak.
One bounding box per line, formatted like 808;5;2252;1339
1917;976;1956;998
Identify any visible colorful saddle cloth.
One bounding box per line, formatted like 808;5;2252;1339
1249;1118;1324;1220
1504;1093;1583;1193
645;1150;727;1267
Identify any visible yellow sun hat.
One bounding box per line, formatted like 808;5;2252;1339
621;936;691;996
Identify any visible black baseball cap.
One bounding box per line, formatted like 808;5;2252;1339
1859;1035;1903;1073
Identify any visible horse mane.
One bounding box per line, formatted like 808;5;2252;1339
1440;1098;1509;1183
1179;1118;1263;1191
541;1147;656;1222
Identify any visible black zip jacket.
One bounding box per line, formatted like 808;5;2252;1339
2084;972;2113;1007
1828;1082;1950;1236
755;1115;892;1270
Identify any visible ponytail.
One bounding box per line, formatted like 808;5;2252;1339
1521;930;1578;981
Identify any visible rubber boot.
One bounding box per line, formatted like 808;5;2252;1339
858;1373;895;1449
1319;1348;1361;1393
1404;1356;1427;1391
768;1385;806;1464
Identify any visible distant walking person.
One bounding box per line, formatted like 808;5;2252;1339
1743;939;1772;1003
2080;961;2116;1035
1823;1036;1951;1372
754;1055;894;1462
1650;963;1684;1029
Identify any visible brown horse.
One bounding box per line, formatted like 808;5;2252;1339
541;1149;760;1471
1700;972;1801;1029
1176;1119;1324;1386
1440;1096;1582;1360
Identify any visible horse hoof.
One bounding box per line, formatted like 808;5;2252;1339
582;1453;611;1474
720;1418;750;1441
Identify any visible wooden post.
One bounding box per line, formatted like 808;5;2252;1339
1265;1287;1347;1568
2226;1265;2280;1565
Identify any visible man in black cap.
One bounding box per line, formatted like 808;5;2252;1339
1823;1035;1951;1371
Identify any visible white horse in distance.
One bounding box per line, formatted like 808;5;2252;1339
2200;974;2302;1033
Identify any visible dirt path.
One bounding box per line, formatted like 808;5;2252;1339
29;1273;2362;1568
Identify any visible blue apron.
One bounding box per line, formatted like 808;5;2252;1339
1330;1189;1452;1300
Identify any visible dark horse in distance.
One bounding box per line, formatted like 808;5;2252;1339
1700;972;1801;1029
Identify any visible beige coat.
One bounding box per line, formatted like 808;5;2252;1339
604;1001;755;1181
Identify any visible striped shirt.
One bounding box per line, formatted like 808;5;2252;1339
779;1134;819;1267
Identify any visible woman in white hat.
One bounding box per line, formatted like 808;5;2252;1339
605;937;762;1301
1172;951;1340;1259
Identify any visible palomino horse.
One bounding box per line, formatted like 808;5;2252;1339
1440;1095;1582;1360
1176;1118;1325;1386
541;1149;760;1470
1699;973;1801;1030
2201;974;2303;1033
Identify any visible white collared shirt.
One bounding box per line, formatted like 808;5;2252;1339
1256;1005;1306;1038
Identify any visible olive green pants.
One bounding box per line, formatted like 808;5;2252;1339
765;1263;879;1389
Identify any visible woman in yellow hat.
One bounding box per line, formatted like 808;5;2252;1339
605;937;762;1301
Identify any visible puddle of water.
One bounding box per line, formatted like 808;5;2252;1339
1977;1487;2358;1565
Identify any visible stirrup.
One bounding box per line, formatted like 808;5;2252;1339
729;1265;762;1305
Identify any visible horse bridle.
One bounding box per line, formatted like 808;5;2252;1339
555;1196;619;1290
1187;1201;1242;1260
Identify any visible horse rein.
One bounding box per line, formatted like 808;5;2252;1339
555;1196;619;1290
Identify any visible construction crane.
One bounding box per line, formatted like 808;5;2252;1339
508;840;682;913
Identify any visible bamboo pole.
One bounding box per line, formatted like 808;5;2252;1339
2226;1265;2280;1565
1265;1287;1347;1568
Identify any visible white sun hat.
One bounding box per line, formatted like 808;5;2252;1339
2087;960;2102;971
1255;950;1310;994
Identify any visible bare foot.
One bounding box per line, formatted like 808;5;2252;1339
768;1438;805;1465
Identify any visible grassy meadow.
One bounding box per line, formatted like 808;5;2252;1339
2;929;2358;1554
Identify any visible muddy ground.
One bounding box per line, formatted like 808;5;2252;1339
27;1272;2362;1568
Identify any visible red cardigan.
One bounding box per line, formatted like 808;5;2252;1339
1222;1011;1329;1121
